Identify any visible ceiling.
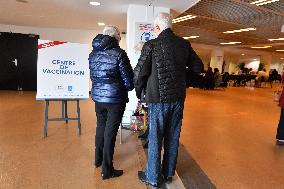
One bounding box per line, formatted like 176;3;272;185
0;0;198;31
173;0;284;53
2;0;283;56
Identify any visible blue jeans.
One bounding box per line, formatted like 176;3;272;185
145;101;184;185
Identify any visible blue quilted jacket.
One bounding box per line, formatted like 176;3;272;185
89;34;134;103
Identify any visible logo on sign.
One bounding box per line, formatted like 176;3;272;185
68;86;73;92
141;32;154;42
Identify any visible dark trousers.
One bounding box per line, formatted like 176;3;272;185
277;108;284;140
95;102;126;175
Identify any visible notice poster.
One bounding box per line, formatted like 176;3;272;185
36;40;89;100
134;22;155;46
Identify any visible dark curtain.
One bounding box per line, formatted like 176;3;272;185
0;32;39;90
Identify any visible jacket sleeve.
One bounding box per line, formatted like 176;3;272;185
187;42;204;74
118;50;134;91
133;42;152;99
89;50;95;82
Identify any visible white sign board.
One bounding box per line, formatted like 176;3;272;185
36;40;89;100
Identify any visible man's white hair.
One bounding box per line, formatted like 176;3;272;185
103;26;121;42
154;13;172;31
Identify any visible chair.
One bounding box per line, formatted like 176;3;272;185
256;76;266;88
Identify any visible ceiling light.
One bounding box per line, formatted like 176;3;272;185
183;36;200;39
220;42;242;45
89;1;100;6
250;0;268;4
172;15;197;23
224;31;235;34
223;28;256;34
276;50;284;52
268;38;284;41
251;46;272;49
281;58;284;59
257;0;280;6
247;28;257;31
242;54;245;56
250;0;280;6
98;22;105;26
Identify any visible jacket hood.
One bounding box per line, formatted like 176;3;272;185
92;34;119;51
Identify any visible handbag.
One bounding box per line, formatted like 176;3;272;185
131;102;148;131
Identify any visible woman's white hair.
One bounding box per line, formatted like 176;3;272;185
103;26;121;42
154;13;173;31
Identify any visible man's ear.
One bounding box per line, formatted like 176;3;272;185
156;25;160;31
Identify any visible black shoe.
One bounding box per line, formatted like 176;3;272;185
138;171;158;187
164;176;172;184
102;169;123;180
143;140;148;149
94;161;102;168
138;133;148;140
276;139;284;146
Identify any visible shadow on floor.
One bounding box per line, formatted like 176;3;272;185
176;143;217;189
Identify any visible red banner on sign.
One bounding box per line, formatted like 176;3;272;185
138;24;154;31
38;41;67;49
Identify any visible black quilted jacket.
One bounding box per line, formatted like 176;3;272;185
89;34;134;103
134;28;203;103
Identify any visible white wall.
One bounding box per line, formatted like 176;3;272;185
0;24;127;51
270;62;283;73
245;60;260;71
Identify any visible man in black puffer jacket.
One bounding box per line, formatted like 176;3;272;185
135;13;203;187
89;26;134;180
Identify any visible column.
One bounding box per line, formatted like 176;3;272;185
210;48;224;72
122;5;170;124
260;54;272;71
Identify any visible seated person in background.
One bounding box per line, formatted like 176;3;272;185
213;68;222;88
222;72;230;85
271;69;279;82
256;68;268;87
236;69;243;75
249;68;256;75
256;68;268;81
204;67;214;90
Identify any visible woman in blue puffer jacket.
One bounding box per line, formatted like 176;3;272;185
89;26;134;180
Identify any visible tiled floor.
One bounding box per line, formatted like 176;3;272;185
0;91;147;189
1;86;284;189
180;87;284;189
